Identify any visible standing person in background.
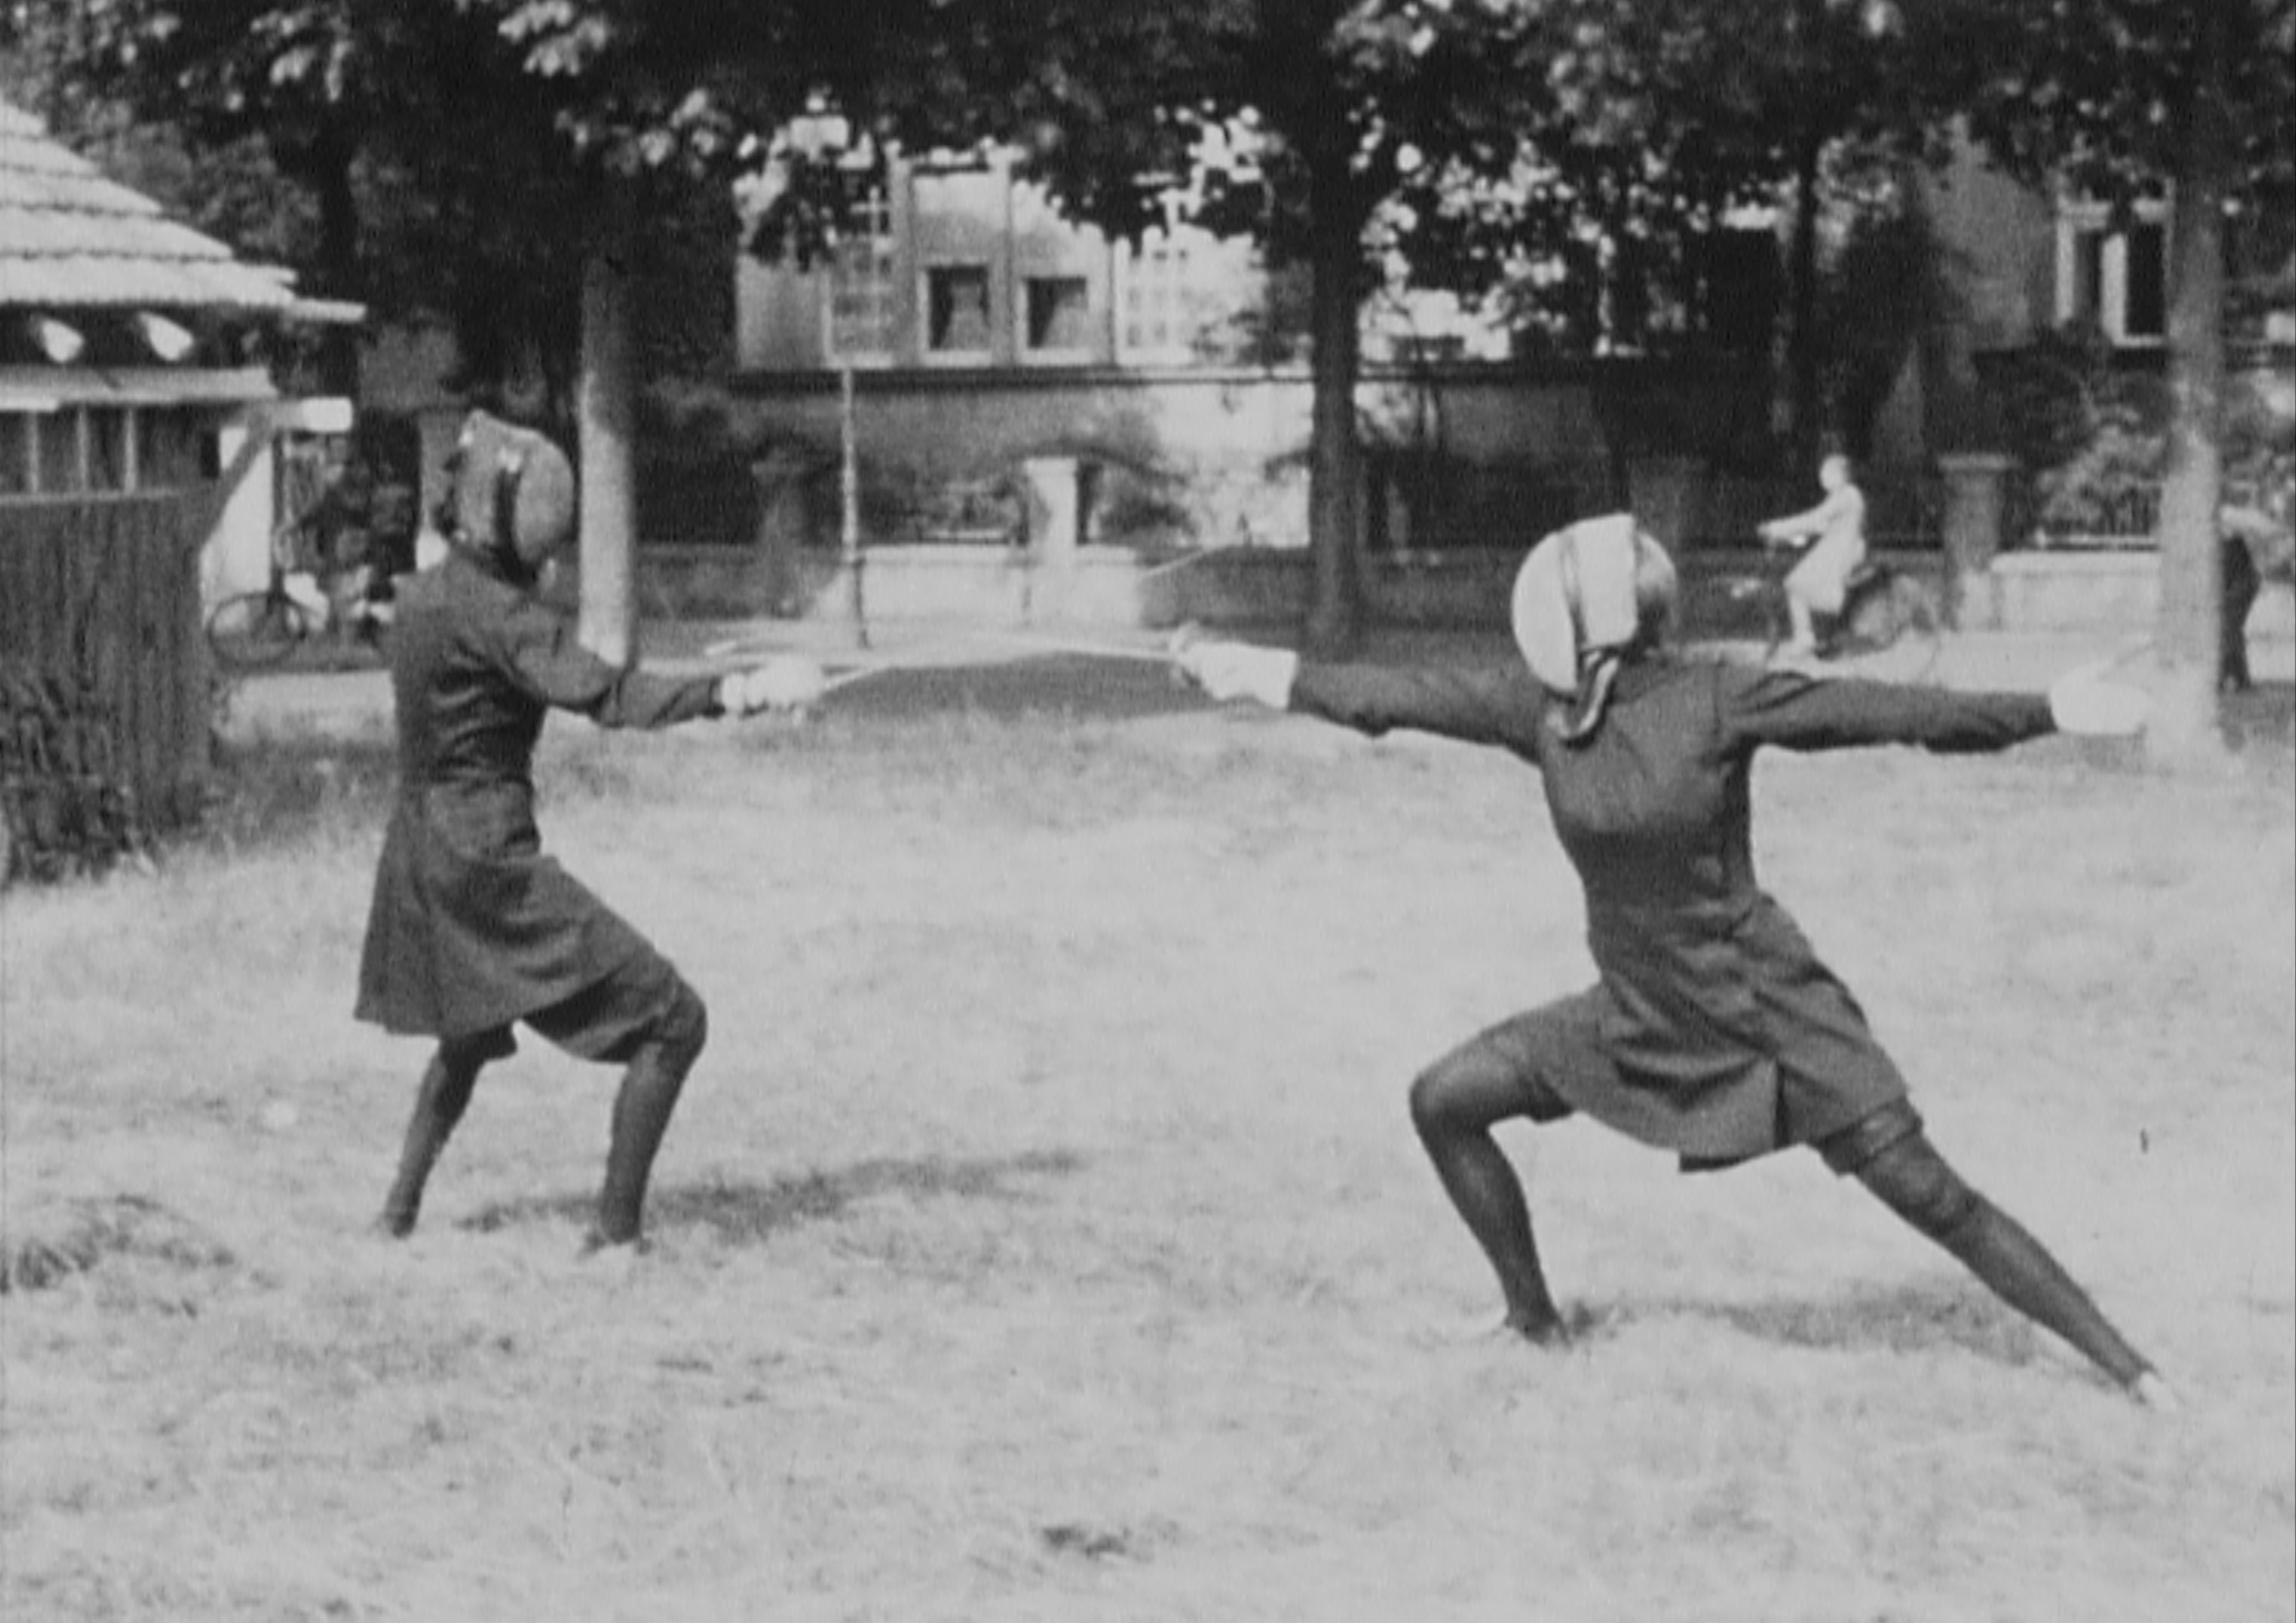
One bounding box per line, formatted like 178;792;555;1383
1760;451;1869;664
1178;514;2175;1409
361;412;826;1256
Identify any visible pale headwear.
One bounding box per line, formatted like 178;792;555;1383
1510;514;1678;741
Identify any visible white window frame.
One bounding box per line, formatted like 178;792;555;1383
2055;194;2171;349
1115;230;1197;365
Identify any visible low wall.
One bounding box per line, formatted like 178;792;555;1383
662;544;1526;630
1972;549;2296;641
628;543;1959;637
636;538;2291;649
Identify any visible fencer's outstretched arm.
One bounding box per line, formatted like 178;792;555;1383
1180;640;1547;755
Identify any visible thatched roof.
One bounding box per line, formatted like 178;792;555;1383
0;95;298;313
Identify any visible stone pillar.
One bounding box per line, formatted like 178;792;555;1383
1625;455;1706;553
749;450;811;618
1936;452;2015;631
1020;456;1081;623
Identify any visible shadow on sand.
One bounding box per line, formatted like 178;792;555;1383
459;1148;1086;1246
1608;1273;2049;1369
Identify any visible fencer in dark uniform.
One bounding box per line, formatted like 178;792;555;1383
1180;514;2173;1408
359;412;823;1254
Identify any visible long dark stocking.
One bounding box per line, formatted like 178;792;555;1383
588;994;709;1250
1857;1132;2151;1388
377;1046;485;1236
1410;1063;1565;1340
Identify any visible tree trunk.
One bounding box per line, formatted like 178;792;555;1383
1786;126;1824;473
2148;4;2231;767
1300;130;1367;659
310;127;363;400
577;188;639;668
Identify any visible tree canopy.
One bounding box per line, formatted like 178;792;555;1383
1961;0;2296;760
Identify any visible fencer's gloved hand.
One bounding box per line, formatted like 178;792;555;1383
719;655;827;717
1177;640;1299;709
2048;660;2151;737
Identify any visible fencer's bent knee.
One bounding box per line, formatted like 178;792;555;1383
1407;1067;1450;1136
1408;1055;1490;1137
1858;1134;1982;1241
653;980;708;1070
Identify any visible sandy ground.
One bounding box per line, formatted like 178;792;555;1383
8;616;2290;1623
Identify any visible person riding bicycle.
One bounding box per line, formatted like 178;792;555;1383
1759;452;1868;664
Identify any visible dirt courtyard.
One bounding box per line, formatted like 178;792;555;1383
3;641;2291;1622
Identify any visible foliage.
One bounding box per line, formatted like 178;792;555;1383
1955;0;2296;753
1959;0;2296;214
8;0;728;405
0;667;149;886
1376;2;1987;356
0;8;316;269
1988;321;2295;547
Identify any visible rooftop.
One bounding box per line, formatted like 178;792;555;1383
0;94;297;313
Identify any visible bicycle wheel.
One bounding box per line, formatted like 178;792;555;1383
207;591;317;670
1837;573;1943;683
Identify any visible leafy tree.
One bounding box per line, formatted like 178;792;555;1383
1962;0;2296;762
1382;0;1992;469
452;0;834;661
0;5;312;278
23;0;749;658
21;1;618;408
846;1;1562;652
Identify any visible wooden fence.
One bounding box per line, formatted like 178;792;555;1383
0;493;210;833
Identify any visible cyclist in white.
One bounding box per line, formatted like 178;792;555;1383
1759;452;1867;664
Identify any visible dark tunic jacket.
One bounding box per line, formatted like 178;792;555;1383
355;552;722;1040
1289;654;2056;1163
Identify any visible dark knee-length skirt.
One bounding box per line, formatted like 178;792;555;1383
355;797;670;1049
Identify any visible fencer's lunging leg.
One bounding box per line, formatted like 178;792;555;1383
1854;1129;2154;1390
587;986;709;1251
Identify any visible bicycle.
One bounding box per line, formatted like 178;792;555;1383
206;438;391;670
1720;534;1944;680
203;526;330;670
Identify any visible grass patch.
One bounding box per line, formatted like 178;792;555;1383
3;693;2290;1621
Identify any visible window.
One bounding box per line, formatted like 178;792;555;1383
1119;233;1194;362
136;408;206;490
1023;275;1093;356
925;264;993;356
38;409;79;492
2058;198;2169;346
0;413;33;495
86;408;130;492
827;189;896;360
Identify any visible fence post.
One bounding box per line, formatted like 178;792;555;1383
1936;452;2015;631
749;450;811;619
1020;457;1082;624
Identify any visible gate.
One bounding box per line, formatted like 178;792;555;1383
0;493;210;875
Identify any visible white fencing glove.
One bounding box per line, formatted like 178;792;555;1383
2048;659;2151;736
1178;640;1298;709
719;655;827;717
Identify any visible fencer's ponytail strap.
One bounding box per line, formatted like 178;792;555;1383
491;443;529;576
1553;648;1626;746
